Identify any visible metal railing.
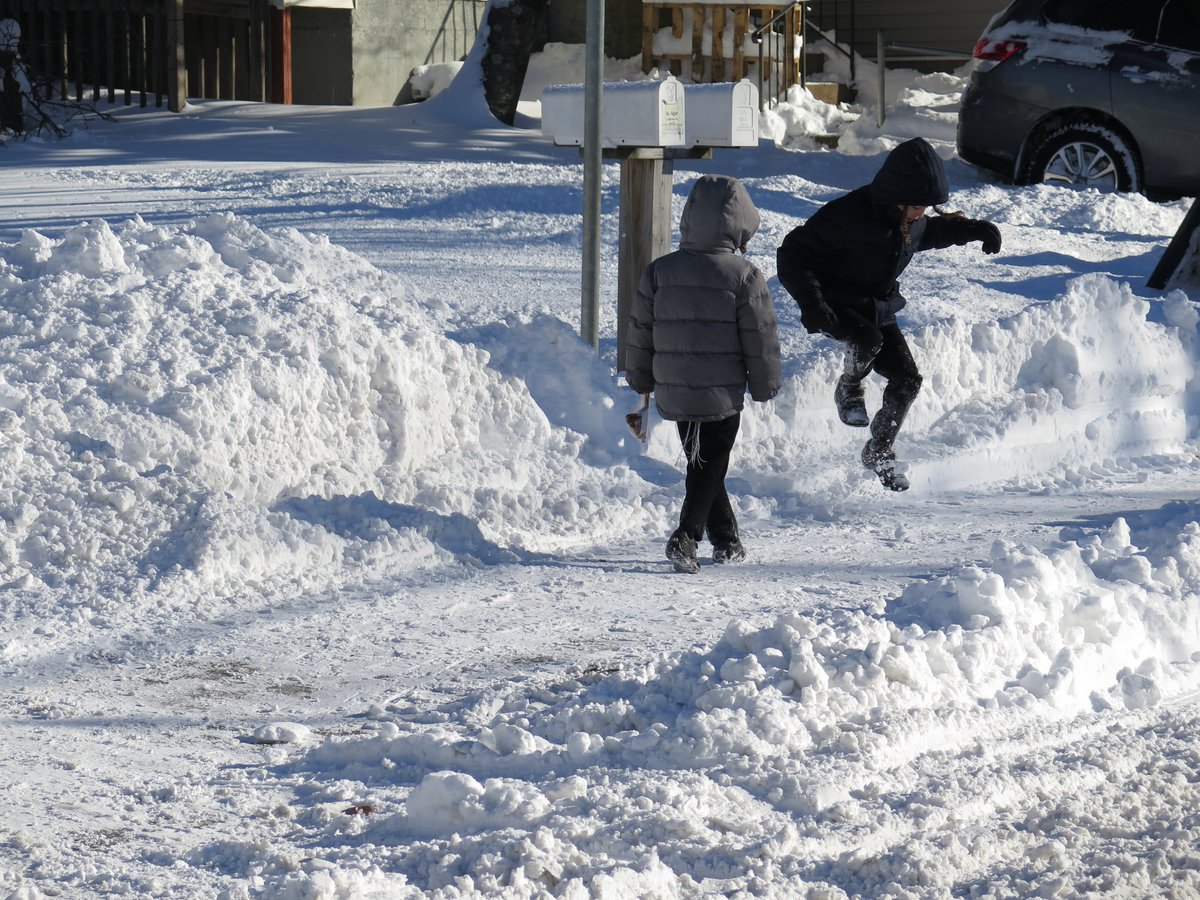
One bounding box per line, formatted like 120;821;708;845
802;19;855;88
424;0;487;67
750;1;803;104
806;0;855;83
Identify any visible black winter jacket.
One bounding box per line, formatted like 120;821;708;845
777;138;979;329
626;175;782;422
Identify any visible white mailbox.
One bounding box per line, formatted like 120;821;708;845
683;80;760;148
541;77;686;148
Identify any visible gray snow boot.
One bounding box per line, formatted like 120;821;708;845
862;440;910;492
666;529;700;574
834;375;870;427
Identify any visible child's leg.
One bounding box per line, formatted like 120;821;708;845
867;324;922;451
706;484;738;546
676;414;740;541
830;309;884;427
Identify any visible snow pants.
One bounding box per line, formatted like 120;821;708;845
834;312;923;450
676;413;741;546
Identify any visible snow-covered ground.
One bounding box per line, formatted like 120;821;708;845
1;44;1200;900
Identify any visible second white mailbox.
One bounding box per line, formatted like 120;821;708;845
683;80;760;148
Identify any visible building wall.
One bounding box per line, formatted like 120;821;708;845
545;0;1007;75
375;0;487;105
291;8;354;104
289;0;485;106
312;0;1004;107
809;0;1004;66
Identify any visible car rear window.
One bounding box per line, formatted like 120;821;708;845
1042;0;1164;39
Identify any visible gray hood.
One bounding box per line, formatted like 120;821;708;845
679;175;760;252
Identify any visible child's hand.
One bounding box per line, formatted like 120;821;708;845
796;288;842;336
625;393;650;443
968;219;1003;254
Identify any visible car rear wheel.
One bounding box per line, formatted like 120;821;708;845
1024;123;1141;193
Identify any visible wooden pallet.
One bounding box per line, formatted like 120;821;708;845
641;3;802;85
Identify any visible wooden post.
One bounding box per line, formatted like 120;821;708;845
73;0;82;100
91;0;101;101
712;6;726;81
617;150;675;372
690;5;703;82
270;6;291;103
134;1;145;107
106;0;115;103
733;9;746;81
217;14;231;99
121;0;130;105
201;14;215;97
785;6;796;93
248;0;266;102
641;4;654;74
41;0;53;100
150;0;162;106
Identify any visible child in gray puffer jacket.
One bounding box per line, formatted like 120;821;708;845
625;175;782;574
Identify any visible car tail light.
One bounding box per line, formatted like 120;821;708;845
973;37;1027;63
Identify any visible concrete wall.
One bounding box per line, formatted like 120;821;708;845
383;0;486;105
290;0;484;106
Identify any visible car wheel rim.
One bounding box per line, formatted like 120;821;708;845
1043;141;1119;190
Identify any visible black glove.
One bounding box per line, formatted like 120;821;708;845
967;219;1002;254
796;288;841;336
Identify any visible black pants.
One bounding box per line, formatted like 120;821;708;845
833;311;923;449
676;413;740;545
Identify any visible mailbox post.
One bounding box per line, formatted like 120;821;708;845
613;145;710;370
543;78;760;370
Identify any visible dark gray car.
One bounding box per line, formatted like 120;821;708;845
957;0;1200;197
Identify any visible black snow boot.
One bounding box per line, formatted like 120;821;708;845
834;375;869;427
862;439;910;492
706;516;745;565
712;539;747;564
666;529;700;574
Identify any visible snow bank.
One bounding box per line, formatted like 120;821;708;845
724;273;1199;498
257;504;1200;896
0;215;661;607
2;213;1195;607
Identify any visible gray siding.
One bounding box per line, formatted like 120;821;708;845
811;0;1008;66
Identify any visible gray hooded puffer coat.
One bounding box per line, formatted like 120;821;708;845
625;175;782;422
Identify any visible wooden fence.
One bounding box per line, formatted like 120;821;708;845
0;0;277;113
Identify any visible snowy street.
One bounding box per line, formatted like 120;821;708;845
1;50;1200;898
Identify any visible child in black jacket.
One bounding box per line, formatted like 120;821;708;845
776;137;1002;491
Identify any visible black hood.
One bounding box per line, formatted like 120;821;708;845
869;137;949;207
